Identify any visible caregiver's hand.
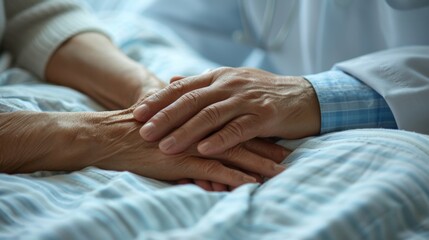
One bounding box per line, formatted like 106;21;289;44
133;67;321;155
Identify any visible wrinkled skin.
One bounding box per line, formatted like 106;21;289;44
134;67;321;156
0;109;289;190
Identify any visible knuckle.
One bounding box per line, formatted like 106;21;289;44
213;122;245;149
237;68;254;78
213;67;234;82
215;66;233;74
224;145;245;159
203;161;222;176
223;77;247;89
143;89;161;99
145;90;163;105
216;131;230;147
199;105;221;126
225;121;246;138
181;91;201;107
134;89;160;108
169;80;187;95
155;109;173;123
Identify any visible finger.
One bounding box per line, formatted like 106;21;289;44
247;172;264;183
197;115;261;155
170;76;186;84
158;98;241;154
216;145;286;178
177;179;192;185
142;87;227;142
223;165;263;184
211;182;228;192
194;179;213;191
243;139;290;163
133;72;213;122
227;170;264;191
182;158;257;188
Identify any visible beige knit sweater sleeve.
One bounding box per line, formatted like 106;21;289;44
3;0;109;79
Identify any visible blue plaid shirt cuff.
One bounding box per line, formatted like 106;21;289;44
305;70;398;134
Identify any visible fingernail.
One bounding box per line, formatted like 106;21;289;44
198;142;212;154
243;175;257;183
134;104;148;120
159;136;176;152
274;164;286;173
141;122;155;139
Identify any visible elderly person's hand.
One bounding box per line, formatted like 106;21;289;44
97;109;288;187
133;67;321;155
0;109;288;189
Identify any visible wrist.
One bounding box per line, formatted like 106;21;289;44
85;109;149;171
32;111;131;172
40;110;146;172
300;77;321;136
0;110;145;174
277;76;321;139
119;68;166;108
39;112;107;171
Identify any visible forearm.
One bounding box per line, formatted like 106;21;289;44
0;111;108;173
45;33;165;110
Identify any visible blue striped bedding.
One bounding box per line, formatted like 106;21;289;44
1;1;429;239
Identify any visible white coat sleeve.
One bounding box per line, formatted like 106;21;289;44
335;46;429;135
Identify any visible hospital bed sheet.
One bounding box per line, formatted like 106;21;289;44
1;3;429;239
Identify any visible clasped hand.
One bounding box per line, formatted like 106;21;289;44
97;109;288;191
134;67;320;156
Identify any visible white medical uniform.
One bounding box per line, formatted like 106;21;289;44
143;0;429;134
